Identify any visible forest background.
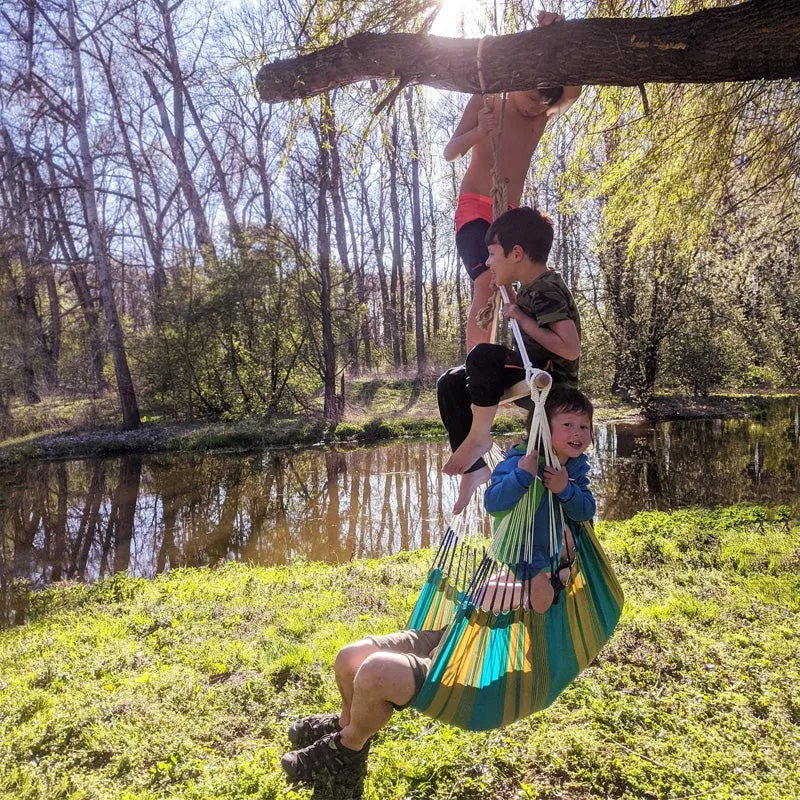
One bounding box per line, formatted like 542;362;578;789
1;0;799;439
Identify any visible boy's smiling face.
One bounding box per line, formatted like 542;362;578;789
486;239;522;286
549;408;592;463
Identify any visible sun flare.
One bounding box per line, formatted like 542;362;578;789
430;0;486;37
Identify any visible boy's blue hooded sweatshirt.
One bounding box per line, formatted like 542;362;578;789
483;444;595;570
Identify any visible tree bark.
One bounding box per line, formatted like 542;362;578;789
387;110;403;368
44;156;107;394
94;40;168;294
315;98;343;423
143;71;217;265
343;177;372;370
65;0;140;429
427;181;440;338
324;104;360;371
405;88;426;373
257;0;800;102
359;168;394;366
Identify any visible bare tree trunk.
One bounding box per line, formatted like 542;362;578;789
405;88;426;373
143;72;217;266
344;186;372;370
388;110;403;368
254;108;275;230
257;0;800;101
17;146;61;388
0;132;61;394
44;159;107;394
183;88;245;248
315;99;342;423
65;0;140;429
0;248;39;404
359;169;393;366
94;39;168;293
427;181;440;337
324;103;359;372
450;164;467;362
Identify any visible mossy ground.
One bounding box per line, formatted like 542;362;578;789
1;505;798;799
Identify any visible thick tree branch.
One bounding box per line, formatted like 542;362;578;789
257;0;800;102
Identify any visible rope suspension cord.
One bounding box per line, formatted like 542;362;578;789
477;35;564;565
476;36;508;222
490;287;564;568
475;36;507;344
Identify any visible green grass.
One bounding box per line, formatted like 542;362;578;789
1;504;798;799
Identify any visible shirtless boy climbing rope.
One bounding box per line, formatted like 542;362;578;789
444;11;580;352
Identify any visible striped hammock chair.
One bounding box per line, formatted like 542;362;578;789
408;294;624;730
407;448;499;633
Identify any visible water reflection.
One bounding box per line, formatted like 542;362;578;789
1;399;798;623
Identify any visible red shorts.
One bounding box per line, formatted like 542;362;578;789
455;192;493;232
455;193;516;280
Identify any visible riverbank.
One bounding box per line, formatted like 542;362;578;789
0;504;798;799
1;379;794;467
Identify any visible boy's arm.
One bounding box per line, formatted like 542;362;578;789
555;458;596;521
443;94;490;162
547;85;582;119
503;307;580;361
536;12;582;119
484;451;534;512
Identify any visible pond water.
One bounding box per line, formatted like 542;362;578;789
1;398;798;623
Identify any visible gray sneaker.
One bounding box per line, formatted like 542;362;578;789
281;731;370;785
287;713;342;749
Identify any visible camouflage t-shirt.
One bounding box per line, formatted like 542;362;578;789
514;270;581;387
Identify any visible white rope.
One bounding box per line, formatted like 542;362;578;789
476;31;563;568
497;285;563;560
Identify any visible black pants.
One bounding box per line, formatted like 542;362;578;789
437;343;528;473
455;218;491;281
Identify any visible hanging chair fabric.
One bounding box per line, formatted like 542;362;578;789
410;518;623;730
408;446;503;633
409;357;623;731
407;523;481;633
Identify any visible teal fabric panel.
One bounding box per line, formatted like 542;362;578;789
543;597;580;707
407;568;444;630
580;532;623;637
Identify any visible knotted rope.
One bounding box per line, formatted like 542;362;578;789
474;35;508;342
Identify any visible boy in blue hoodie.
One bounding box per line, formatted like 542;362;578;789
483;386;595;614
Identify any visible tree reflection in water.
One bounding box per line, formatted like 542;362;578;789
1;399;798;624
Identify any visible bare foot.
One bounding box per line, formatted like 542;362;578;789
443;434;493;475
452;466;491;515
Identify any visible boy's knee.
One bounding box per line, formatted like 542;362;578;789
335;640;373;679
437;366;466;396
530;573;555;614
353;652;395;691
466;343;501;376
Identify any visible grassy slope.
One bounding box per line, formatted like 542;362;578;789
1;505;799;800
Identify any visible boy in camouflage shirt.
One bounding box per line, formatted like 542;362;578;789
438;207;581;513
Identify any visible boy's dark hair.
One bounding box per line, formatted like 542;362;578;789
545;386;594;426
538;86;564;106
485;207;554;264
524;386;594;437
